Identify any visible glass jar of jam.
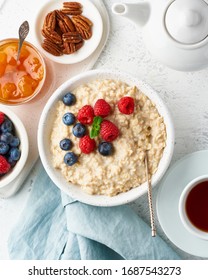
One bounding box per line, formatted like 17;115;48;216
0;39;46;105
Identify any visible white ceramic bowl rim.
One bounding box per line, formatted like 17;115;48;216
179;174;208;240
0;106;29;188
38;69;175;206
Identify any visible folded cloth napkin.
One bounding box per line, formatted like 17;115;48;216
8;160;180;260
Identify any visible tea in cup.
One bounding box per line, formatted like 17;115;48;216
179;175;208;240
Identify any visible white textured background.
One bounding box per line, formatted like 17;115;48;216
1;0;208;260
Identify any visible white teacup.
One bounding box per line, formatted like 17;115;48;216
179;175;208;240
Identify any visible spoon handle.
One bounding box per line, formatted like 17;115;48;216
16;37;24;61
16;21;29;62
145;151;156;237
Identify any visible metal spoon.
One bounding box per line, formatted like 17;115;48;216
16;21;29;61
144;151;156;237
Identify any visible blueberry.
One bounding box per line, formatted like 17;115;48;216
0;141;9;155
0;132;13;144
64;152;78;166
98;142;113;156
60;138;72;151
72;123;86;138
62;92;76;106
62;112;76;126
1;119;13;133
7;157;17;168
10;136;20;147
9;147;21;161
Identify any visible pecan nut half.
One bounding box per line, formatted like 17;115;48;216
42;28;63;45
56;10;75;32
63;42;76;54
75;25;92;40
58;19;68;33
63;2;82;9
43;11;56;31
61;2;82;15
71;15;93;40
42;39;63;56
63;40;84;54
71;15;92;31
62;31;82;43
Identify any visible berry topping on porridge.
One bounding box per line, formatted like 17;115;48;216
79;135;96;154
50;79;166;196
98;142;113;156
94;99;111;118
60;138;72;151
62;112;76;125
64;152;78;166
100;120;119;142
62;92;76;106
118;96;135;115
72;123;86;138
77;105;94;125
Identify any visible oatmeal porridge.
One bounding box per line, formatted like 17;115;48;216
50;79;166;196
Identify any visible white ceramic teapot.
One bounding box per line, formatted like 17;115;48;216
112;0;208;71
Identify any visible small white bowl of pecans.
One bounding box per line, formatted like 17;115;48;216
34;0;103;64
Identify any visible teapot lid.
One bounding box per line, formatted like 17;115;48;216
165;0;208;44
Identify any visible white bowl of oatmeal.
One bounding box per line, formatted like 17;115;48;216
38;69;174;206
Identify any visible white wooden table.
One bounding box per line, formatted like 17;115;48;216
0;0;207;260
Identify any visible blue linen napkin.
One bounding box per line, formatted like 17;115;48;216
8;160;180;260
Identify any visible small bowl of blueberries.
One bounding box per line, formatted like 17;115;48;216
0;105;29;194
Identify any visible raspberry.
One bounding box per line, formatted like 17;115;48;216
118;96;135;115
77;105;94;125
94;99;111;118
79;135;96;154
0;155;11;174
0;112;5;125
100;120;119;142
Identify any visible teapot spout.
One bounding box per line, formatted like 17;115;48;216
112;1;150;28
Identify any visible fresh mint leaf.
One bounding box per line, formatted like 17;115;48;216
90;128;99;139
90;116;103;139
93;116;103;125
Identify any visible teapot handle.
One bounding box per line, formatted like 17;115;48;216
112;1;150;28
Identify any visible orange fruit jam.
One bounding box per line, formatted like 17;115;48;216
0;40;45;105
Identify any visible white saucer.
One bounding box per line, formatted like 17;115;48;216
34;0;103;64
156;150;208;258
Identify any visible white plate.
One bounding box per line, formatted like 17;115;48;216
156;150;208;258
38;69;174;207
34;0;103;64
